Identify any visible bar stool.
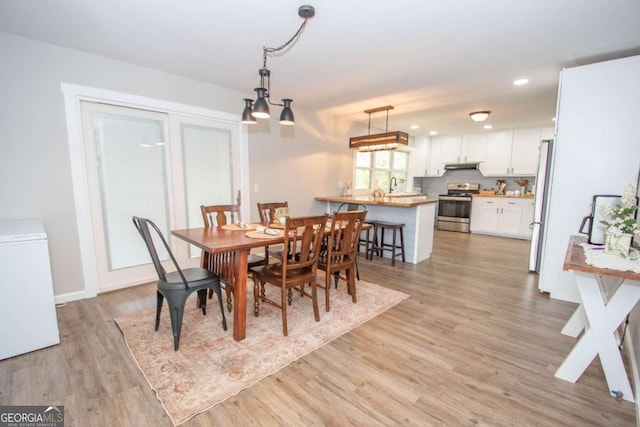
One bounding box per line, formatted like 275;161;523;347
358;221;374;256
369;221;406;266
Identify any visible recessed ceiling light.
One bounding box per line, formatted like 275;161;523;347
552;117;557;122
410;124;419;129
483;124;492;129
429;131;438;136
513;78;529;86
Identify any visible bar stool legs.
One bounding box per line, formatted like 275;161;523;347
369;221;406;266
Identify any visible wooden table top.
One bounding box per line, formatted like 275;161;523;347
563;235;640;281
172;226;283;253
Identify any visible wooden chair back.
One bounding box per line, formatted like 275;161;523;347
323;210;367;268
317;209;367;311
200;204;238;227
257;201;288;225
281;214;328;276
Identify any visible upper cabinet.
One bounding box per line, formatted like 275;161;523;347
412;125;554;178
410;135;430;177
480;126;554;177
510;128;544;176
425;136;444;176
423;135;483;176
460;133;487;163
438;135;463;164
479;131;514;176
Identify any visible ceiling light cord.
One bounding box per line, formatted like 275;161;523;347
263;17;309;61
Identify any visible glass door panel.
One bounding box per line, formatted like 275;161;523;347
179;122;233;258
81;101;171;291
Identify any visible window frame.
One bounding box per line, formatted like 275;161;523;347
353;149;410;195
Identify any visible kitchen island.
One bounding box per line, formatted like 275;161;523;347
314;194;438;264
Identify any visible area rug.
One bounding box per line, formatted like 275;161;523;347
114;279;409;425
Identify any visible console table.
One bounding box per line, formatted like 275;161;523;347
555;235;640;402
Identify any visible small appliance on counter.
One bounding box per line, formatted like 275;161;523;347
579;195;621;245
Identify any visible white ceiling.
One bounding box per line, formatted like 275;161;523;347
2;0;640;136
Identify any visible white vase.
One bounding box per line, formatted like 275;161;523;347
604;231;632;257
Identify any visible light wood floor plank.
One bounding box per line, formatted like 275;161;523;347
0;230;635;426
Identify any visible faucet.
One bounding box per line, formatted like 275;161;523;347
389;176;397;193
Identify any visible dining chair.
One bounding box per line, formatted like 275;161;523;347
257;201;289;225
200;204;268;312
132;216;227;351
317;209;367;312
250;214;328;336
336;203;371;280
256;201;289;260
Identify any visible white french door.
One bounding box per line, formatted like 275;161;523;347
79;101;238;293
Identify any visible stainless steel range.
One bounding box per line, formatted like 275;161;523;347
437;183;480;233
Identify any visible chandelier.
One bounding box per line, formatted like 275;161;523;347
349;106;409;152
241;5;315;126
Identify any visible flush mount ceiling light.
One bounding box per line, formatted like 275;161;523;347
469;111;491;122
349;106;409;152
241;5;315;126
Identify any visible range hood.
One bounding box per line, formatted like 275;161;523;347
444;162;479;170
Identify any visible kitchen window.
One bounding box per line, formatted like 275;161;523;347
354;150;408;193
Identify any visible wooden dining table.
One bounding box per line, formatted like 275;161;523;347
171;225;284;341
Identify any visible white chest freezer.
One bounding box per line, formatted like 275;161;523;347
0;220;60;359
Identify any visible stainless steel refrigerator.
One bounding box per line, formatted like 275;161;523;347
528;139;553;273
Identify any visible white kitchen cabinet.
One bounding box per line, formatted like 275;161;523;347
499;198;524;235
460;133;487;163
470;198;499;233
479;131;514;176
425;135;460;176
439;135;463;164
425;136;444;176
479;127;553;177
511;128;543;175
410;135;430;178
470;197;532;239
425;134;477;176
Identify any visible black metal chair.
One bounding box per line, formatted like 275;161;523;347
132;216;227;350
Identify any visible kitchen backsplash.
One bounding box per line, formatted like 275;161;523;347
414;169;536;196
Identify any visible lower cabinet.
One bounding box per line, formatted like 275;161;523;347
470;197;533;239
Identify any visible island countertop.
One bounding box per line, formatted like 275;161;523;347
315;194;438;208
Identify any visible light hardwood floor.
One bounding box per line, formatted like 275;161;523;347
1;230;636;426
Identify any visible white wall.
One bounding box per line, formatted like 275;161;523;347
539;55;640;302
0;33;353;298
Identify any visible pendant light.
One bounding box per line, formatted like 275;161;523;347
241;5;315;126
349;106;409;151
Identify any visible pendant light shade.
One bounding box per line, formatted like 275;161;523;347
279;99;295;125
241;99;257;124
252;88;270;119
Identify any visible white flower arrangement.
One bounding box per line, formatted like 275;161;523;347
600;183;640;236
